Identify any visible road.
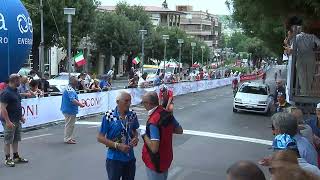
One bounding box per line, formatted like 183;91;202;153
0;66;286;180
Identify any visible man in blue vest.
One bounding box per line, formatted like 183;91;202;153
97;91;140;180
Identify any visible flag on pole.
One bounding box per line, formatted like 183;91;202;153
74;52;86;67
132;56;140;65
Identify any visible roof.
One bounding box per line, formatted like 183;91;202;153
98;6;185;15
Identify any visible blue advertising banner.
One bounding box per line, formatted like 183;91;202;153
0;0;33;82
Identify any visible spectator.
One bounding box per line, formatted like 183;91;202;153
153;74;162;86
270;150;319;180
274;80;286;102
129;67;135;79
271;134;320;176
128;75;138;88
226;161;266;180
99;75;112;91
89;79;101;92
141;91;183;180
307;103;320;164
38;73;50;96
274;92;291;113
290;107;314;144
271;112;318;166
84;72;92;88
29;80;44;98
28;70;39;81
0;74;28;167
78;73;87;93
17;76;31;99
60;76;85;144
0;79;9;92
138;73;149;88
97;91;139;180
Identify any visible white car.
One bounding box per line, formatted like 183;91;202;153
48;72;80;93
233;82;273;114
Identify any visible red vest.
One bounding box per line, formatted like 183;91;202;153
142;106;174;173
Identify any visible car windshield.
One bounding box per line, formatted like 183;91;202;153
144;68;158;74
239;85;267;95
165;67;175;73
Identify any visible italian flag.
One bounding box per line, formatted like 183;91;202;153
74;52;86;67
132;56;140;65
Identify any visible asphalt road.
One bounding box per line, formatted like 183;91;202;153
0;65;286;180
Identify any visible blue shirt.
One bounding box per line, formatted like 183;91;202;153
99;80;111;89
99;107;139;162
308;116;320;137
149;117;180;141
60;85;79;115
294;134;318;166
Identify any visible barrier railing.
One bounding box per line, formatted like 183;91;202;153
0;77;235;132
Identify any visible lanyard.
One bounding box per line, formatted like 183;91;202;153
119;115;131;142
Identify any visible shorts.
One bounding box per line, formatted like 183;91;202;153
1;121;22;144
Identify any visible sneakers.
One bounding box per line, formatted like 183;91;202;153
13;157;28;164
4;158;15;167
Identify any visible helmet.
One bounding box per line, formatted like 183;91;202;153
272;134;297;150
159;84;167;92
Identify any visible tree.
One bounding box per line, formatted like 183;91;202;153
228;0;320;54
92;12;140;71
21;0;99;71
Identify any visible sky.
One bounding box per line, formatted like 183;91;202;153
99;0;231;15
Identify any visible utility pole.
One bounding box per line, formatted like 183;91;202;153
139;30;147;74
64;8;76;77
178;39;184;74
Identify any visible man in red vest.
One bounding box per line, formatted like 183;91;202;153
141;92;183;180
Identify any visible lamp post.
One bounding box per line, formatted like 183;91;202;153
162;34;169;76
201;45;205;66
139;30;147;74
178;39;184;73
39;0;45;74
64;8;76;77
191;42;196;66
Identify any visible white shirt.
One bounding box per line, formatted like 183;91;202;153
138;78;147;88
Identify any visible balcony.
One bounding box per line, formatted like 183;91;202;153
180;19;212;26
185;29;212;36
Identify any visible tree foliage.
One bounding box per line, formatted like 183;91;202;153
228;0;320;54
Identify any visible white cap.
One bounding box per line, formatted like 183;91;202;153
317;103;320;110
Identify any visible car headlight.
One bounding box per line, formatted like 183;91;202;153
234;98;242;102
258;101;267;104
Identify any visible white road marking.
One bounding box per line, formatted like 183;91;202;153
201;100;207;103
191;103;197;106
22;133;53;140
168;166;183;179
76;121;272;145
177;107;184;110
88;125;99;129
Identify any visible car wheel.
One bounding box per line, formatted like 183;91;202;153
233;107;238;113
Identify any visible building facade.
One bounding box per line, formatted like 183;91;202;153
176;5;222;53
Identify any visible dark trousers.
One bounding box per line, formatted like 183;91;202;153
106;159;136;180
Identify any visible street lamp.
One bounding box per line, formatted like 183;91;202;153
139;30;147;74
64;8;76;76
178;39;184;73
191;42;196;66
39;0;45;74
201;45;205;66
162;34;169;76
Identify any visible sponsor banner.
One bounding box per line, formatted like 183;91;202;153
0;77;235;132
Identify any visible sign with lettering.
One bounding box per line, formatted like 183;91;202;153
0;0;33;82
